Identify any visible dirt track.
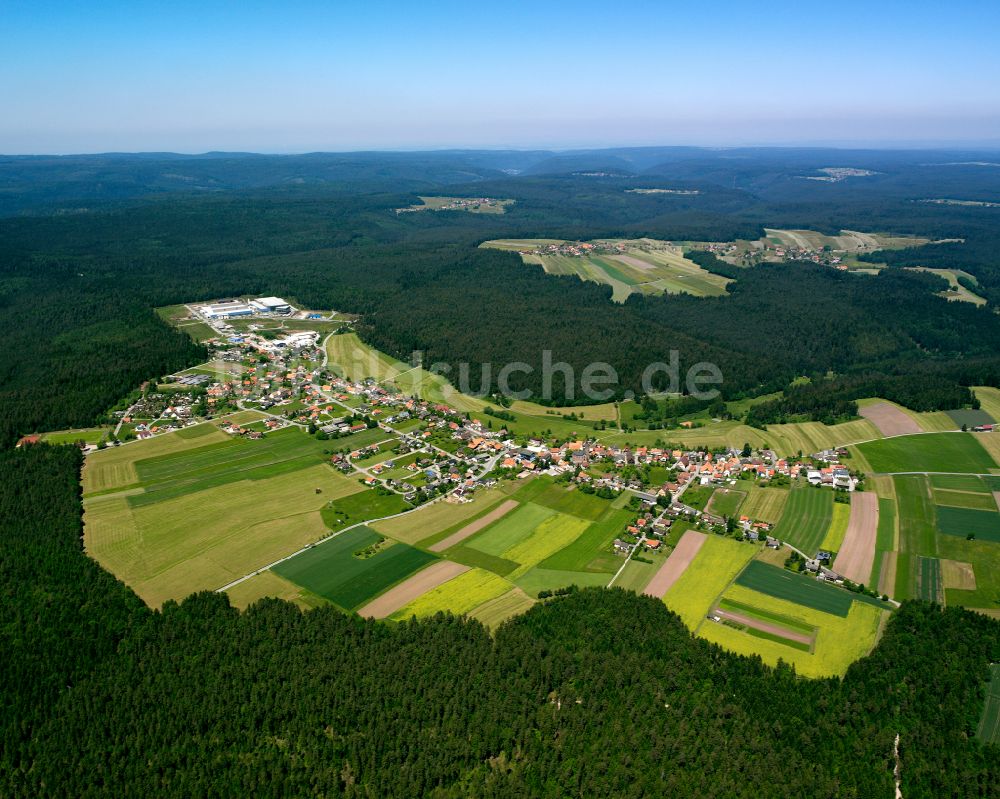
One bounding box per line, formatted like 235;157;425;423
643;530;706;598
859;402;922;437
357;561;469;619
994;491;1000;513
429;500;518;552
714;608;813;646
833;493;880;585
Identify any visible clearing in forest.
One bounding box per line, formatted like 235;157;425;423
481;238;730;302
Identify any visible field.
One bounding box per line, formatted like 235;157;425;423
321;490;413;532
946;408;995;427
643;530;706;598
225;570;329;611
389;568;512;620
662;536;756;629
481;238;731;302
871;497;897;589
84;421;372;606
273;526;437;610
974;432;1000;466
771;485;833;556
761;228;927;253
832;493;879;585
936;505;1000;542
739;485;790;524
858;401;922;437
613;549;668;593
40;426;111;445
906;267;988;306
426;479;631;596
974;387;1000;422
538;507;634;572
820;502;851;553
892;475;938;599
854;433;997;474
735;561;854;616
604;417;880;458
706;487;746;518
976;664;1000;743
83;423;231;494
700;583;887;678
358;561;470;618
429;499;519;552
934;487;999;510
467;588;536;628
916;556;944;602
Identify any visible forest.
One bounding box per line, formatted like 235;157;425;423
1;444;998;797
3;149;1000;445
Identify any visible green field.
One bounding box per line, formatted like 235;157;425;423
855;433;997;474
40;427;111;445
122;426;332;507
702;583;887;678
936;505;1000;542
389;568;513;620
538;508;634;572
976;663;1000;743
893;475;938;599
870;497;897;588
613;549;669;593
529;483;613;521
917;556;943;603
466;588;536;628
771;485;834;556
820;502;851;552
84;422;368;606
739;485;790;524
930;473;995;492
503;513;592;579
707;488;746;518
375;487;513;547
274;526;437;610
735;561;855;616
933;487;999;510
513;567;611;597
663;536;756;629
321;490;412;532
946;408;995;428
681;484;715;511
465;503;557;556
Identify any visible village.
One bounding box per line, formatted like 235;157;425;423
95;320;865;588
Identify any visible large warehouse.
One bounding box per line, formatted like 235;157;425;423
250;296;291;313
200;300;254;319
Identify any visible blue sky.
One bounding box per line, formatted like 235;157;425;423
2;0;999;153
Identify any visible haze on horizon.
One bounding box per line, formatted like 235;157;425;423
2;0;999;155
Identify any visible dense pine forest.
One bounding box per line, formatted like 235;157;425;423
3;149;1000;445
1;444;998;797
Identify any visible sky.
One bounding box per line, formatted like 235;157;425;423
2;0;999;153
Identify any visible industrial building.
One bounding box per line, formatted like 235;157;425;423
250;296;291;313
200;300;254;319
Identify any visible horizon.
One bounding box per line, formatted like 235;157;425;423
5;141;1000;159
3;1;999;153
